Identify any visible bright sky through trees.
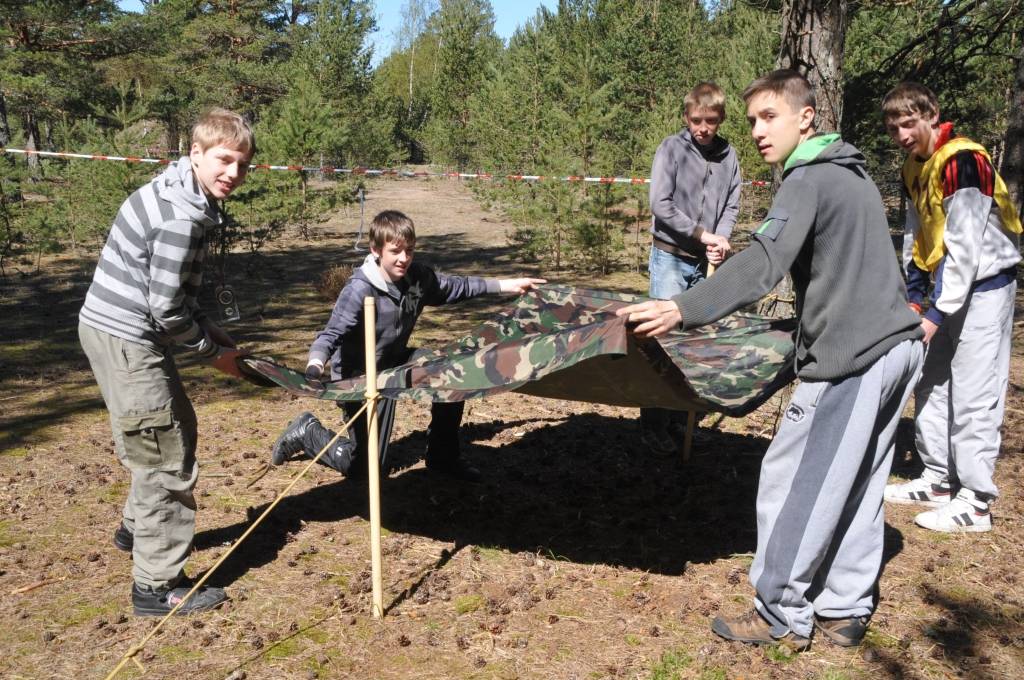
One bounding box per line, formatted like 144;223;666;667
116;0;555;65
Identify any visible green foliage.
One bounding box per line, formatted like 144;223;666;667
648;647;692;680
454;593;485;614
1;0;1020;280
423;0;502;168
843;0;1022;178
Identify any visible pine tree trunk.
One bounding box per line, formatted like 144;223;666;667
407;43;416;118
24;112;41;176
1003;39;1024;216
0;92;10;148
776;0;849;134
166;116;181;156
766;0;849;319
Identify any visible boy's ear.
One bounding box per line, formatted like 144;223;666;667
798;106;815;133
189;142;203;160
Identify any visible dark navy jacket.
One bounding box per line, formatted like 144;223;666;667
308;254;499;379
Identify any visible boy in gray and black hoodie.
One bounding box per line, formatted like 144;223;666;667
271;210;543;482
618;71;924;651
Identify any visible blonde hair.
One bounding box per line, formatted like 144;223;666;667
742;69;816;112
684;82;726;119
881;82;939;122
370;210;416;250
191;108;256;156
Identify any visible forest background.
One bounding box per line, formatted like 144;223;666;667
1;0;1022;277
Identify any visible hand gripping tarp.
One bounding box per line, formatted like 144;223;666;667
241;285;797;417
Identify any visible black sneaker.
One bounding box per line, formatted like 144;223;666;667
113;522;133;552
426;458;482;483
814;615;869;647
131;582;228;617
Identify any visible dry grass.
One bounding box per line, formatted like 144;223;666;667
1;177;1022;679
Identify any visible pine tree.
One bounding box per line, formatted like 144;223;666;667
424;0;501;168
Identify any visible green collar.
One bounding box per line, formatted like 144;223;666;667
783;133;840;172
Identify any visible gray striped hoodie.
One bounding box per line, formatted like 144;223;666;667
79;157;222;357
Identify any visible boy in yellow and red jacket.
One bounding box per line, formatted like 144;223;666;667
882;82;1022;533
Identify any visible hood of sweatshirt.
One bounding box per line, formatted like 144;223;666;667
782;133;865;177
155;157;220;226
356;253;402;298
680;128;732;162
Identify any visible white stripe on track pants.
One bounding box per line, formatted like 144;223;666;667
915;282;1015;499
750;339;923;638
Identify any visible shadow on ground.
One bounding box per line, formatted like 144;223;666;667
199;413;914;588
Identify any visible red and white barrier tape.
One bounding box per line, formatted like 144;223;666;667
1;147;771;187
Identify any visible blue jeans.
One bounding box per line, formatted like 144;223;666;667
648;246;704;299
642;246;705;440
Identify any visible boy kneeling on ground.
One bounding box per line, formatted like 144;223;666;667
271;210;544;482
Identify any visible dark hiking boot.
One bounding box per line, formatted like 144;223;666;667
639;408;677;454
272;412;318;465
426;457;482;483
131;581;228;617
814;615;869;647
711;610;811;652
301;415;357;476
113;522;133;552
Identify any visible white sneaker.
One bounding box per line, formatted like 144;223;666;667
883;476;953;508
914;490;992;533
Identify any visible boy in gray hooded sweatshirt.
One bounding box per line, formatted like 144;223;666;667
271;210;543;482
643;81;741;452
79;108;254;616
618;71;924;651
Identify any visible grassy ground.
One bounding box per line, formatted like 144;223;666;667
1;177;1022;679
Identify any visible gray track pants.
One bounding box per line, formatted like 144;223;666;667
751;339;923;638
915;283;1015;499
79;322;199;590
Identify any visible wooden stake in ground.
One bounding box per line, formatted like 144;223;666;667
364;295;384;619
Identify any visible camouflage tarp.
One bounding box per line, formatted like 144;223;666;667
241;284;796;417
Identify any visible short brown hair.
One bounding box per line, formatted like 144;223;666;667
370;210;416;250
742;69;816;112
684;82;726;119
191;108;256;157
881;82;939;122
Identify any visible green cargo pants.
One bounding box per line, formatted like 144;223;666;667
79;322;199;590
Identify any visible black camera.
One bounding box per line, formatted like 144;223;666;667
215;285;241;323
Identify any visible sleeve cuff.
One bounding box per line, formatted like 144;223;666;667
923;307;945;325
484;278;501;294
182;329;218;358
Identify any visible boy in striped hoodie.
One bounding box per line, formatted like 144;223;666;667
78;108;254;616
881;82;1021;533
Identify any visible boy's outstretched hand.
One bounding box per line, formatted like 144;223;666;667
498;277;547;294
210;347;250;379
616;300;683;338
